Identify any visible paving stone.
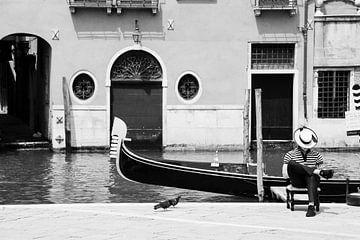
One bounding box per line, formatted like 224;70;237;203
0;203;359;240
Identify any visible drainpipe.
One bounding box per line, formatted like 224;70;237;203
302;0;309;120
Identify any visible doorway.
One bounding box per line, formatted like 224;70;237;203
251;74;293;140
110;50;163;148
0;34;51;143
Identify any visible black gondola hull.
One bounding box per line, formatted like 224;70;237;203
116;140;360;202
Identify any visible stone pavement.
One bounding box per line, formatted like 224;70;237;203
1;202;360;240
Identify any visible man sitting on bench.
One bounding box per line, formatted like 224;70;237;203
282;127;334;217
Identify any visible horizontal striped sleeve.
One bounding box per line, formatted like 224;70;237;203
315;152;323;166
283;151;293;164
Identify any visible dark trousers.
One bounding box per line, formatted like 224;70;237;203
287;160;320;203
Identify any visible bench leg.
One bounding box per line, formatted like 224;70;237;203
290;192;295;211
286;190;290;209
315;194;320;211
287;189;321;211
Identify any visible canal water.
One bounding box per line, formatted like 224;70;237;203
0;148;360;204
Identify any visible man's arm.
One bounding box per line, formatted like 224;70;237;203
315;151;324;169
282;164;289;179
282;151;292;179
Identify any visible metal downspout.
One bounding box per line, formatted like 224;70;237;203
303;0;309;120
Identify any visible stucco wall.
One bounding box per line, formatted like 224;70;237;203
166;105;243;150
311;1;360;148
52;106;107;148
314;19;360;67
0;0;304;149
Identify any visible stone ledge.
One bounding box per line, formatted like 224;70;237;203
315;14;360;22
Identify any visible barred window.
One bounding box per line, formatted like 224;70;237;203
251;43;294;69
317;70;350;118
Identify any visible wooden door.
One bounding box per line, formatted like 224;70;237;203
251;74;293;140
111;81;162;148
110;50;163;148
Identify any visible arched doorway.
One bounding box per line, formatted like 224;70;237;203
110;50;163;148
0;34;51;143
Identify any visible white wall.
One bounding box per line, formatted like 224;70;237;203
166;105;243;150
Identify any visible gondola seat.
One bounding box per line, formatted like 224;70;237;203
286;184;321;211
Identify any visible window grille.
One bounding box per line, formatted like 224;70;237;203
178;74;199;101
72;73;95;100
258;0;296;7
317;70;350;118
111;50;162;82
251;44;295;69
67;0;159;14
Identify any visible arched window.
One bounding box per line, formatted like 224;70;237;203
111;50;162;81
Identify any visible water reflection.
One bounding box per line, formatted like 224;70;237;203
320;151;360;179
0;150;53;204
0;150;247;204
48;153;112;203
0;148;359;204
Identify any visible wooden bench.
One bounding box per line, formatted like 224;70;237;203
286;184;321;211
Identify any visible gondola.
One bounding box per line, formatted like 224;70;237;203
110;117;360;203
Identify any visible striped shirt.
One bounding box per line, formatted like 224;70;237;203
283;147;323;168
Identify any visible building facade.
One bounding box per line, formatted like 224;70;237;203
0;0;359;150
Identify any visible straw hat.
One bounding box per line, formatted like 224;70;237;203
294;127;318;149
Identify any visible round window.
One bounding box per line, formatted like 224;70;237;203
72;73;95;101
177;73;200;101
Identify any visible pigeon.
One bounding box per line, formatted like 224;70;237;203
153;196;181;210
169;196;181;207
154;199;172;210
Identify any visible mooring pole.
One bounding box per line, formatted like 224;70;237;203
243;89;251;164
255;88;264;202
62;77;71;152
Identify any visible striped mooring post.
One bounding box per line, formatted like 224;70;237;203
353;84;360;110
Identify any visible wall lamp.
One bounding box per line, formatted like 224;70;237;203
132;20;142;45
